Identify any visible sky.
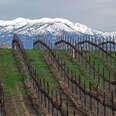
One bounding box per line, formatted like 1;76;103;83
0;0;116;32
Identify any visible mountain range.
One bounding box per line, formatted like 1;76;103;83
0;17;115;49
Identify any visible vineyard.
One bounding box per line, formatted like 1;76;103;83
0;34;116;116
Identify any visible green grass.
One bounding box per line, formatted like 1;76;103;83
83;52;115;79
0;49;115;96
0;49;25;96
54;49;116;87
0;49;13;53
25;49;59;90
55;50;99;87
90;50;116;68
111;52;116;58
0;49;59;96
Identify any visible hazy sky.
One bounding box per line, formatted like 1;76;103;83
0;0;116;31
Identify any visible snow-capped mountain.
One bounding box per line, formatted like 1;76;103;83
0;17;115;48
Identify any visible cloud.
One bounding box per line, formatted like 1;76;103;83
95;0;113;3
0;0;16;4
0;0;115;31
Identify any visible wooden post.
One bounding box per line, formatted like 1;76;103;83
103;92;106;116
112;92;114;116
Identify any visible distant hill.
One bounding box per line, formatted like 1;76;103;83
0;17;115;48
0;43;11;49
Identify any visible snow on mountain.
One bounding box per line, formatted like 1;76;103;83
0;17;115;48
0;17;101;35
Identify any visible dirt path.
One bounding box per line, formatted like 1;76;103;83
5;85;32;116
16;85;31;116
42;51;89;116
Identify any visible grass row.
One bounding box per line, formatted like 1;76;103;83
55;49;116;87
83;52;115;79
55;50;99;87
1;49;115;96
0;49;59;96
0;49;25;96
25;49;59;91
